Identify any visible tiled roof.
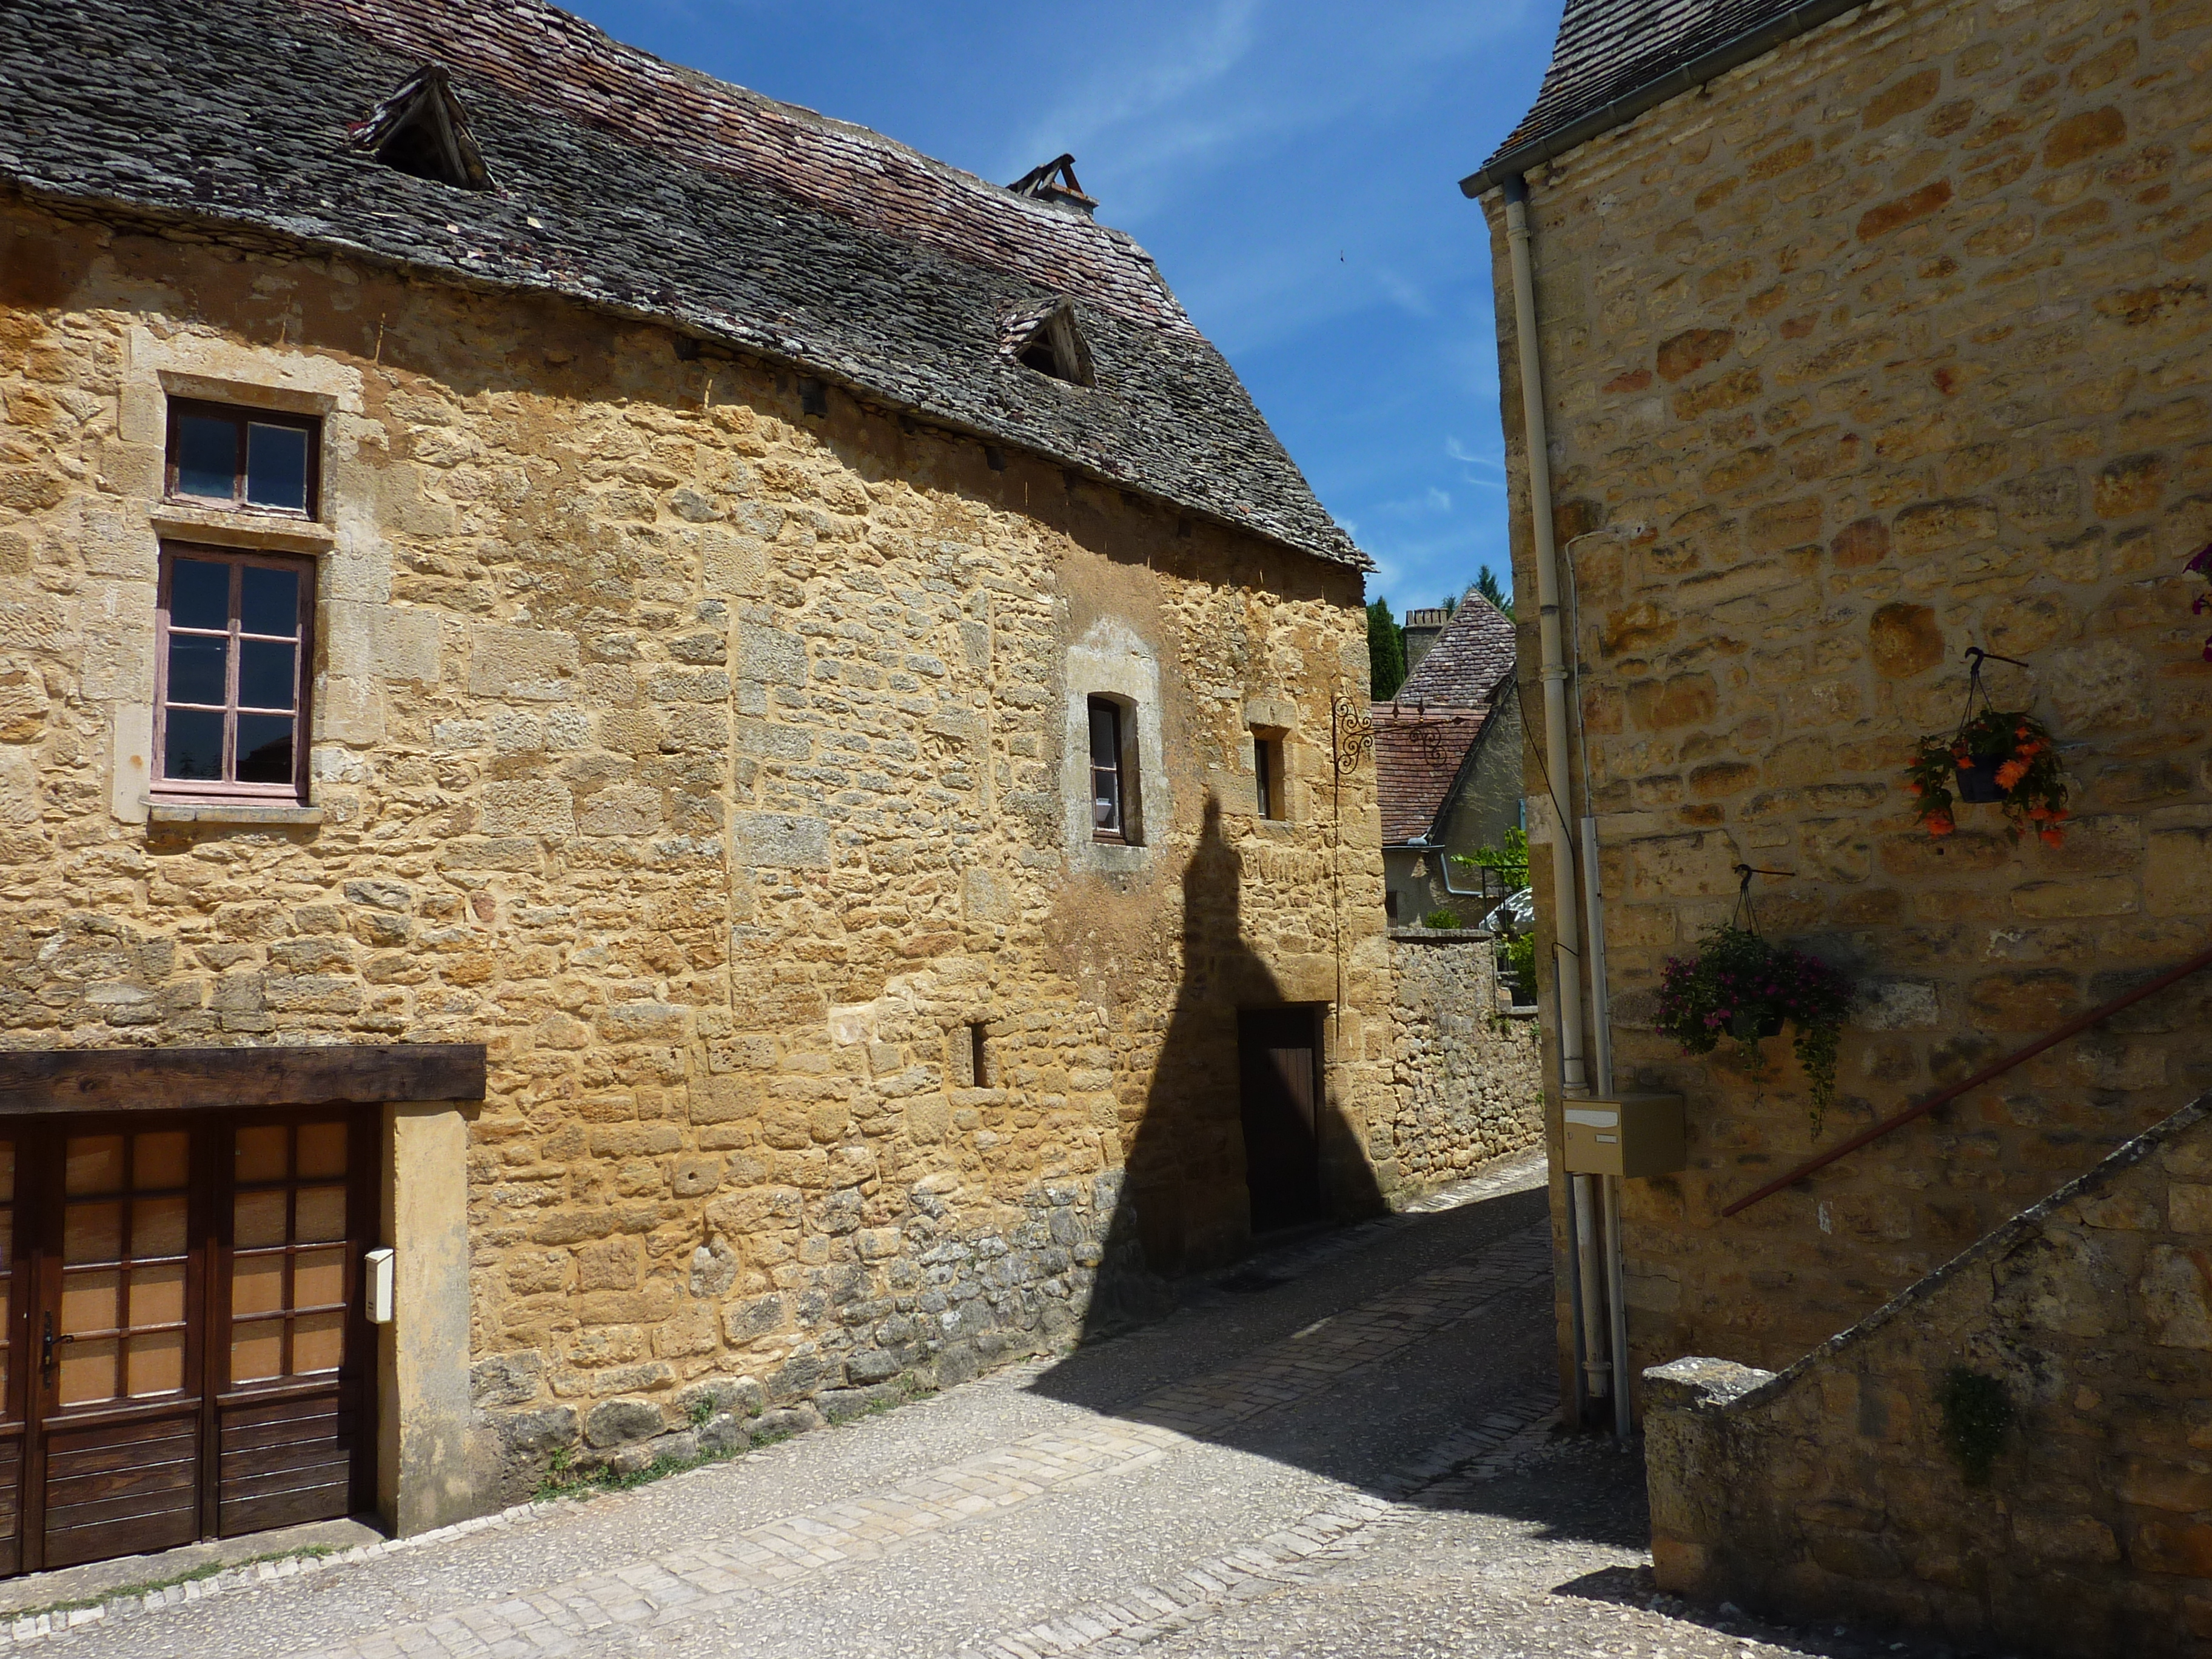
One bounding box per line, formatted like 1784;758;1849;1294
1372;705;1492;846
1393;597;1517;708
1477;0;1831;179
0;0;1367;571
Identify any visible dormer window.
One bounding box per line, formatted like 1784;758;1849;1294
349;65;495;191
1004;300;1095;389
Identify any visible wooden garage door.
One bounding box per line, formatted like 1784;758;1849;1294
0;1111;372;1575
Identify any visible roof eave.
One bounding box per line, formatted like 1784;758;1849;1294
1459;0;1875;199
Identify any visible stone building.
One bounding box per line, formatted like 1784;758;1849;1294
1373;597;1526;925
0;0;1428;1572
1463;0;2212;1447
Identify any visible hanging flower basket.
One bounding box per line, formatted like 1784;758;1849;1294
1905;649;2069;846
1655;924;1853;1133
1907;708;2068;845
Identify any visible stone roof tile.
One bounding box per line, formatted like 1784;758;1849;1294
1372;704;1490;846
1393;597;1517;709
0;0;1367;569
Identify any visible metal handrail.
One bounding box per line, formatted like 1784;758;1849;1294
1720;939;2212;1217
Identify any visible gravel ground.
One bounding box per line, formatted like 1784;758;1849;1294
5;1153;1985;1659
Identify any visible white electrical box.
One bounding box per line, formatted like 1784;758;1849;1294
366;1247;395;1325
1563;1093;1686;1178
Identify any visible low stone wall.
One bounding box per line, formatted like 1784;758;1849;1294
470;1168;1166;1503
1381;930;1543;1196
1646;1092;2212;1659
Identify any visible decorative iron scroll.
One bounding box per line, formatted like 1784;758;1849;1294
1331;695;1373;776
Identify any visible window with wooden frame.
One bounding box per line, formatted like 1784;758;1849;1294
164;400;320;518
1088;695;1140;843
1253;732;1286;820
154;546;313;802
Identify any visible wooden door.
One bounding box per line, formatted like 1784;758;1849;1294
212;1114;372;1539
1238;1008;1324;1234
28;1124;206;1568
2;1111;371;1576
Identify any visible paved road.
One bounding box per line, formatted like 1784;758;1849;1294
19;1154;1958;1659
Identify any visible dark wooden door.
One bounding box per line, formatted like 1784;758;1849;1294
3;1111;371;1575
1238;1008;1324;1234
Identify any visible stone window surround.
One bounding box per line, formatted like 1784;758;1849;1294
1061;618;1165;873
1240;692;1301;827
106;331;403;831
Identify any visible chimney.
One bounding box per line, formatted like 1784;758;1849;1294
1008;154;1098;218
1401;608;1450;677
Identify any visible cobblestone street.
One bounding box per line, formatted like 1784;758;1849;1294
1;1157;1951;1659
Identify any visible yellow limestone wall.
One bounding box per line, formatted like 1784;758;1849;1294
0;195;1446;1504
1481;0;2212;1396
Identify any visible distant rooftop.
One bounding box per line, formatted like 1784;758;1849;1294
1392;598;1517;709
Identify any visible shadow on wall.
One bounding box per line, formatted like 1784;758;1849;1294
1076;795;1386;1339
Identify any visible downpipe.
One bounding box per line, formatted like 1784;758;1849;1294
1504;172;1625;1436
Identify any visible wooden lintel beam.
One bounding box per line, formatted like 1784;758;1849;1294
0;1044;487;1116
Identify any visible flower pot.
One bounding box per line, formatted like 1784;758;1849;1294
1954;753;2008;803
1726;1008;1785;1042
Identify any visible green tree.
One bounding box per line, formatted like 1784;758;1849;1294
1475;565;1514;619
1367;598;1406;699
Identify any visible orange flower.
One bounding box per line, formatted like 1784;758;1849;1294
2026;805;2049;822
1906;781;1923;796
1927;811;1956;837
2039;826;2066;848
1994;759;2029;790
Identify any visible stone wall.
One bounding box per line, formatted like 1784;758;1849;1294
1380;931;1543;1193
0;195;1393;1504
1646;1091;2212;1659
1481;0;2212;1390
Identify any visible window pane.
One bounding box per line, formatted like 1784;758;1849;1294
244;423;310;511
296;1184;346;1244
1088;703;1119;769
60;1270;119;1336
135;1194;187;1259
128;1329;185;1397
66;1136;126;1196
239;640;296;711
293;1311;344;1375
235;1189;287;1249
163;708;225;780
176;414;237;500
236;1125;287;1182
170;558;231;631
297;1122;347;1179
135;1132;189;1190
232;1254;285;1316
293;1247;345;1309
59;1337;118;1406
230;1322;283;1384
64;1202;122;1266
240;565;300;637
166;632;228;706
236;714;295;784
131;1262;187;1327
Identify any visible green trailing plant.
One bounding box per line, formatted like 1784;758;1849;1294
1501;931;1535;1000
1936;1367;2014;1486
1421;907;1462;930
1654;925;1853;1133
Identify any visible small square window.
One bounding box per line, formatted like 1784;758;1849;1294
1253;734;1286;820
166;400;320;517
154;546;313;802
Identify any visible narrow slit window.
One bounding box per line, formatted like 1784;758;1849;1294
1254;734;1285;820
1089;697;1124;842
969;1024;990;1090
155;546;313;802
166;400;319;518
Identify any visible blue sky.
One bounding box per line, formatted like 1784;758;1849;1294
564;1;1562;617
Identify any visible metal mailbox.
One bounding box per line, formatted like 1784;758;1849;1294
1562;1091;1686;1178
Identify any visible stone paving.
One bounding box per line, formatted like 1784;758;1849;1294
0;1153;1977;1659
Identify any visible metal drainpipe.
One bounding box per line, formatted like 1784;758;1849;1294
1502;172;1612;1419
